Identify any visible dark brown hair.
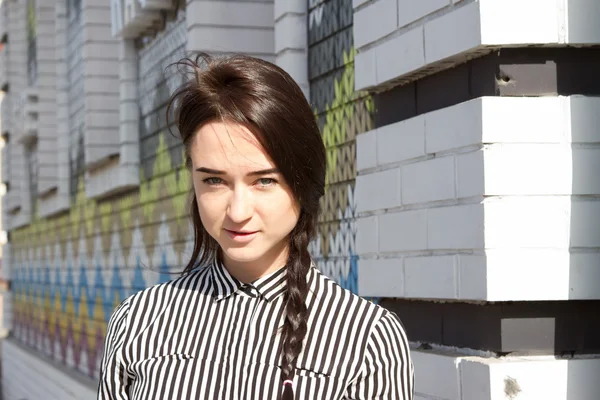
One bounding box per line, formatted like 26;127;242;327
167;53;326;399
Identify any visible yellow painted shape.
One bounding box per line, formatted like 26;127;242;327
70;211;81;240
139;174;155;222
319;48;372;184
174;168;191;224
58;215;68;241
118;196;134;230
84;200;96;236
153;134;172;177
99;202;113;234
91;293;106;351
113;291;121;311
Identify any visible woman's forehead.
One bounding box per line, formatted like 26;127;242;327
191;121;275;170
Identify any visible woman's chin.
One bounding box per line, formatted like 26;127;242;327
220;246;262;264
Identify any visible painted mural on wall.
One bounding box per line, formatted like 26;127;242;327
308;0;374;293
11;135;192;377
10;10;190;379
9;0;373;380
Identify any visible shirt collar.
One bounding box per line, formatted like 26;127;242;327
253;266;287;302
211;261;289;302
211;260;244;301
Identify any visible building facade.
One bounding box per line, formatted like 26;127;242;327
0;0;599;399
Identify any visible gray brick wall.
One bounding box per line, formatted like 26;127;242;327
139;9;187;180
66;0;84;197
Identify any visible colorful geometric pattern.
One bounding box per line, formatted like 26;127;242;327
310;49;373;294
10;8;193;379
12;135;193;378
308;0;353;47
9;0;374;381
309;0;374;294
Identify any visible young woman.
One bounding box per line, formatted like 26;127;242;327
97;54;414;400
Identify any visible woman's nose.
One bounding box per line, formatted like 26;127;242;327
226;186;253;223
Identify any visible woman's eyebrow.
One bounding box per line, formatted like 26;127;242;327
247;168;279;176
195;167;225;174
195;167;279;176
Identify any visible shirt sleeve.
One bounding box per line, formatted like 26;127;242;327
97;298;132;400
345;311;414;400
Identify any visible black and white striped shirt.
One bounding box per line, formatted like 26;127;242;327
97;262;414;399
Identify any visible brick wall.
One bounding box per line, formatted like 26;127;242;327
352;0;600;399
138;9;187;182
354;0;600;91
3;2;190;391
66;1;85;198
186;0;275;60
307;0;374;292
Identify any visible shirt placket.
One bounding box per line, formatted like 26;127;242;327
238;286;264;400
215;294;237;399
216;285;259;400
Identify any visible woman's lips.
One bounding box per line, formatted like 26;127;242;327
224;229;259;242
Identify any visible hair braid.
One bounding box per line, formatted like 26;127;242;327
280;219;313;399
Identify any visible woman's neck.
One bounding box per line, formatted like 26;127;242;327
221;241;290;283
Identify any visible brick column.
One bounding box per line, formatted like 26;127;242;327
353;0;600;398
36;0;59;202
274;0;309;98
186;0;275;61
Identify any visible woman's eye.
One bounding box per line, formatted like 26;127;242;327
257;178;276;187
203;177;224;185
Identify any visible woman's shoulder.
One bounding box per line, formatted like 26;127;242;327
305;267;411;381
113;266;213;317
309;267;401;329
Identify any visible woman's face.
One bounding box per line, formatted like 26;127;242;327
190;121;301;276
